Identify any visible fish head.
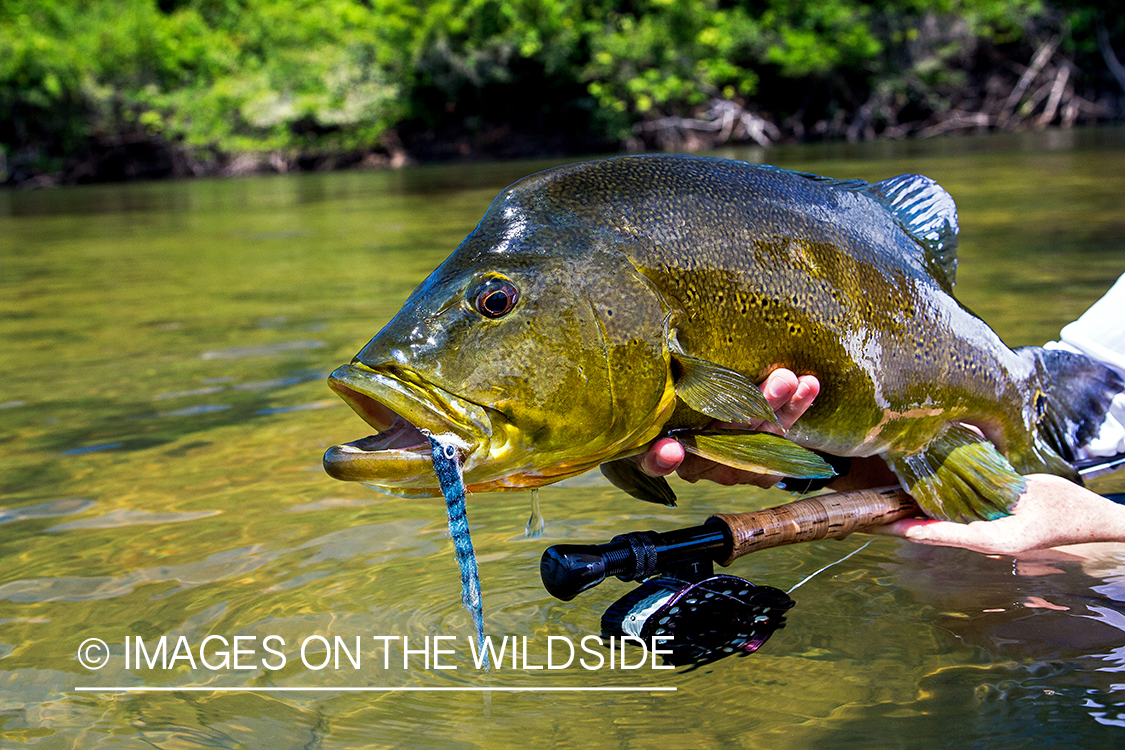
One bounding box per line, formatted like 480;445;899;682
324;176;677;497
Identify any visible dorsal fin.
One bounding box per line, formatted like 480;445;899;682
860;174;960;288
773;165;960;288
758;164;869;191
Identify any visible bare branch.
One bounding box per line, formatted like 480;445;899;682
1037;65;1071;127
999;37;1058;127
636;100;780;150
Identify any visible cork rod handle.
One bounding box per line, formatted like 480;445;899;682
708;486;918;566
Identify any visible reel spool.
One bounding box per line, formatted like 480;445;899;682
601;574;794;667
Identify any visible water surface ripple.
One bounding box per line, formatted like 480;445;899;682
1;130;1124;747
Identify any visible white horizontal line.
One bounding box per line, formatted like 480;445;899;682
74;686;675;693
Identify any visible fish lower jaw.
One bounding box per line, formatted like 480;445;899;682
325;363;493;484
323;442;432;484
324;423;497;488
324;415;460;484
360;482;444;499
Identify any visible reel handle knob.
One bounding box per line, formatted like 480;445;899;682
539;545;608;601
541;533;664;601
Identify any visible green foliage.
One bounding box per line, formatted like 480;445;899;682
148;0;413;152
1;0;414;166
412;0;584;87
585;0;1041;128
0;0;1115;180
584;2;761;138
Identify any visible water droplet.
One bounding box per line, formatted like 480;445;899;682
524;489;545;539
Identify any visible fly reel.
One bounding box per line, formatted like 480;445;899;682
541;487;916;666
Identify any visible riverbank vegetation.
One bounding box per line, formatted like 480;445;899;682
3;0;1124;185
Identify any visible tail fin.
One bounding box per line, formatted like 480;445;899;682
1015;347;1125;477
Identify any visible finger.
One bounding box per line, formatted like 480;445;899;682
869;517;1023;555
639;437;685;477
775;375;820;431
761;369;798;410
737;369;798;436
868;518;943;539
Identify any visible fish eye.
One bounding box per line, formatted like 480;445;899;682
470;276;519;319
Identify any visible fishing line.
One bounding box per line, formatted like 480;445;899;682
787;538;878;594
427;433;488;669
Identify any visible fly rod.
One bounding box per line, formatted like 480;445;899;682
541;486;917;601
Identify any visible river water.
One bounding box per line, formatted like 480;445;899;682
2;129;1124;748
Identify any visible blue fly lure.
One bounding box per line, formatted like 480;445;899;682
427;433;487;667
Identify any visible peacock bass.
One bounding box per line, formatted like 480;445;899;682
323;155;1123;523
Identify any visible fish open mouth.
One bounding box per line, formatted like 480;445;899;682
323;363;488;489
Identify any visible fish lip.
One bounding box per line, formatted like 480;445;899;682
323;363;490;486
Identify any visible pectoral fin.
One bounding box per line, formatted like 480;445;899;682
600;458;677;507
883;424;1025;522
671;351;779;426
680;430;835;479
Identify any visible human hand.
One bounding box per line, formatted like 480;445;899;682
639;369;820;487
870;474;1125;554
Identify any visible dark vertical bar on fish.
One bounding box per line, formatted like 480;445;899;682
427;433;488;668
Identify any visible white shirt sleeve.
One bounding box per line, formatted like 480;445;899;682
1044;273;1125;458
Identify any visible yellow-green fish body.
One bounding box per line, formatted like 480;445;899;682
325;155;1123;522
